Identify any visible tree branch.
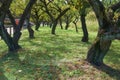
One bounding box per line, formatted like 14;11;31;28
56;7;70;21
110;1;120;12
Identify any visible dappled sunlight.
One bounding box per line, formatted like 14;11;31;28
92;64;120;80
1;0;120;79
0;25;120;79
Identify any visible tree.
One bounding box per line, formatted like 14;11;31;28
11;0;35;39
76;0;90;42
12;0;37;50
31;1;43;31
63;10;73;30
102;0;119;7
0;0;17;51
72;14;79;33
26;13;35;39
40;0;70;34
87;0;120;66
66;0;90;42
0;0;37;52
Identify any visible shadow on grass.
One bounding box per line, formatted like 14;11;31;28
0;51;62;80
35;65;61;80
93;64;120;80
0;68;8;80
0;52;19;80
89;49;120;80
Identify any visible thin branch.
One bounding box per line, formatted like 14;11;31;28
110;1;120;12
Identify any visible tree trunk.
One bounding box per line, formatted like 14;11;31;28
59;19;63;29
13;0;37;45
51;8;70;34
7;10;17;32
0;0;21;52
0;22;21;51
42;21;45;27
6;11;21;51
86;0;120;66
74;22;78;33
35;22;40;31
65;16;70;30
81;15;88;42
42;2;70;34
26;14;35;39
51;21;58;35
73;18;78;33
65;21;69;30
49;22;53;28
27;26;35;38
87;37;112;66
0;33;20;51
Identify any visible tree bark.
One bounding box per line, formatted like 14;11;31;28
51;21;58;34
65;20;69;30
0;0;21;51
35;20;40;31
27;25;35;38
41;0;70;34
59;18;63;29
13;0;37;45
86;0;115;66
51;8;70;34
80;14;88;42
0;0;36;52
26;13;35;39
73;18;78;33
87;37;112;66
0;22;20;51
34;12;40;31
65;16;70;30
7;10;17;32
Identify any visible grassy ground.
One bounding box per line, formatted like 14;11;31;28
0;14;120;80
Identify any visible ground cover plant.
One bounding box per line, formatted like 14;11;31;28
0;16;120;80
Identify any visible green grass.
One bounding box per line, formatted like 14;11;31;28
0;16;120;80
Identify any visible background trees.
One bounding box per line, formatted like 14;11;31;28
1;0;120;68
66;0;90;42
39;0;70;34
77;0;90;42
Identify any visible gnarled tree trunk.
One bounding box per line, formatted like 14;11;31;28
13;0;37;43
0;0;20;51
0;0;36;52
87;37;112;66
87;0;120;66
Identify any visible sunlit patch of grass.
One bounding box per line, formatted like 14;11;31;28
0;40;8;55
104;40;120;69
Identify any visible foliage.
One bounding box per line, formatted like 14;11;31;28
10;0;28;17
102;0;120;7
